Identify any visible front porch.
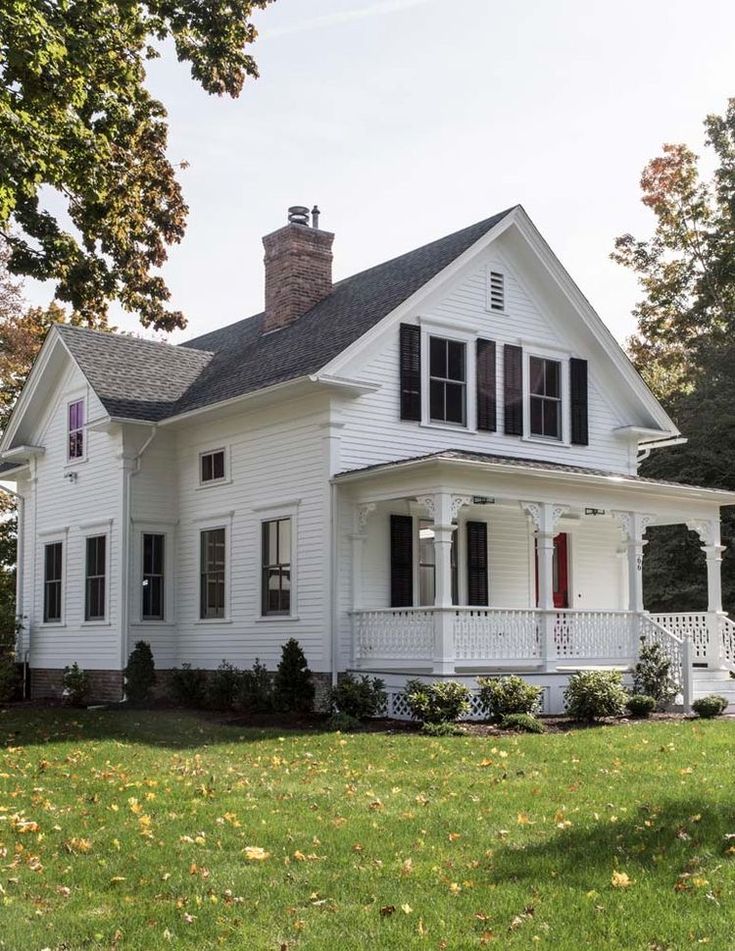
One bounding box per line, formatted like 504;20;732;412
335;452;735;713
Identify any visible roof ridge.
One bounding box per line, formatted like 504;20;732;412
56;323;214;359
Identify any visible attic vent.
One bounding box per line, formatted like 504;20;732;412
489;270;505;311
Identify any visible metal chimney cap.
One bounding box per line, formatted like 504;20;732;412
288;205;310;226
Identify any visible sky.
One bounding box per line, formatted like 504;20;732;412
21;0;735;346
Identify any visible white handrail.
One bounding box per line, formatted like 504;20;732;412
640;614;693;713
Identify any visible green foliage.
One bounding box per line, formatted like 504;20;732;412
326;712;363;733
273;639;315;714
0;0;272;330
238;659;273;714
499;712;545;734
62;663;90;706
564;670;628;722
0;654;19;702
420;720;468;737
403;679;471;725
124;641;156;704
169;664;207;708
477;675;542;720
329;674;386;720
206;661;242;711
632;641;678;705
692;694;729;718
626;694;657;718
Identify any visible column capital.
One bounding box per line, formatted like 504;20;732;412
687;518;721;549
416;494;435;519
521;501;569;535
355;502;376;532
611;510;655;543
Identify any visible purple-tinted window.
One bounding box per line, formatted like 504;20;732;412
68;399;84;459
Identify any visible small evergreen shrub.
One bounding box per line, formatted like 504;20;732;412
62;663;90;706
169;664;208;707
626;694;656;718
420;721;468;737
564;670;627;721
327;711;363;732
499;712;545;734
206;660;242;710
274;639;315;713
692;694;728;719
329;674;386;720
477;675;542;720
0;655;19;703
124;641;156;704
238;659;274;713
633;641;678;706
403;679;471;724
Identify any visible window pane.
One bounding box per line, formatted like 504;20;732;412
418;522;435;566
429;379;444;421
545;360;560;398
543;399;560;438
212;451;225;480
529;357;545;395
201;454;213;481
446;341;465;382
429;337;446;378
419;565;435;606
444;382;465;424
278;519;291;563
530;396;543;435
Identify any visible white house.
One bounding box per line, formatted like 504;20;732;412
2;204;734;713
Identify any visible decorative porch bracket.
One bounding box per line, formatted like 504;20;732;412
688;518;727;668
521;501;569;670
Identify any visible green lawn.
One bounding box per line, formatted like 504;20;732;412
1;711;734;950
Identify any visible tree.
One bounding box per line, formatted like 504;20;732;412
612;99;735;613
0;0;272;332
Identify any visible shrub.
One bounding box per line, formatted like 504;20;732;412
274;639;315;713
169;664;208;708
326;712;363;732
0;655;19;703
420;721;467;737
329;674;386;720
626;694;656;718
62;663;90;706
564;670;627;722
238;659;274;713
477;675;542;720
206;660;242;710
692;694;728;719
403;679;471;724
499;712;545;734
124;641;156;704
633;641;677;705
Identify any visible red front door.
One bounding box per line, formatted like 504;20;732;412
535;532;570;608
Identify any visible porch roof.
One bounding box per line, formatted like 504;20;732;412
333;450;735;505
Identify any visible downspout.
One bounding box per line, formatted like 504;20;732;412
119;425;157;698
330;480;339;687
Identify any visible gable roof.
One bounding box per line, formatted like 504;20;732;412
52;208;516;421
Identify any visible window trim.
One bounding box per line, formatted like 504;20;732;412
66;396;87;464
419;322;477;432
521;348;571;446
198;525;228;622
83;532;109;624
194;512;233;624
256;503;299;622
131;521;176;626
198;447;230;487
41;534;67;626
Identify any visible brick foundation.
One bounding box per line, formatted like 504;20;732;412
31;668;124;703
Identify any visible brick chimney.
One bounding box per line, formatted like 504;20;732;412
262;205;334;333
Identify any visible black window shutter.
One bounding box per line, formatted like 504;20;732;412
503;344;523;436
466;521;488;606
570;357;589;446
390;514;414;607
399;324;421;421
476;338;497;432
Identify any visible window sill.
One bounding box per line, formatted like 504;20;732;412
521;435;570;448
254;615;300;623
420;421;475;434
39;622;66;629
132;620;176;627
194;618;233;625
195;478;232;491
81;620;111;627
65;457;88;469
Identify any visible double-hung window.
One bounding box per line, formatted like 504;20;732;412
200;528;226;619
85;535;106;621
68;399;85;460
529;356;562;440
142;533;165;620
261;518;291;616
200;449;225;484
43;542;63;623
429;336;466;425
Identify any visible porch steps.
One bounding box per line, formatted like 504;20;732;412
692;667;735;710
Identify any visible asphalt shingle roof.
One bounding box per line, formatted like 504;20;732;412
56;208;515;421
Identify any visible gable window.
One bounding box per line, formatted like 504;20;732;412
200;449;226;484
85;535;106;621
529;356;562;440
429;336;466;425
262;518;291;616
43;542;63;623
68;399;85;460
142;533;165;620
200;528;226;619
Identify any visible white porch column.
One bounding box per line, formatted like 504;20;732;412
350;503;376;668
522;502;568;670
688;518;726;668
612;511;654;655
